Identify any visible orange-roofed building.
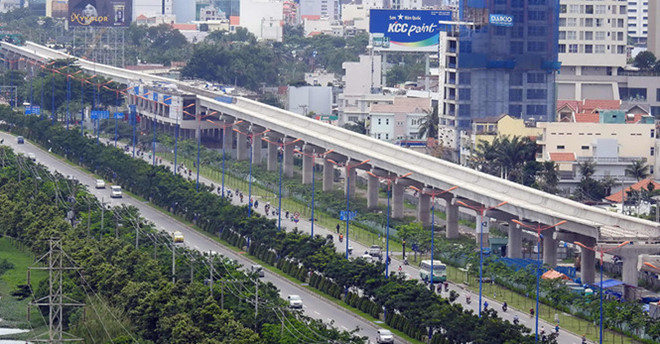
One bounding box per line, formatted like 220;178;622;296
605;178;660;203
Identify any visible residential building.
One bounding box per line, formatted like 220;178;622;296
367;97;431;142
283;0;298;25
303;18;344;37
556;0;628;99
238;0;283;41
460;114;542;165
439;0;560;156
627;0;649;45
391;0;423;10
134;0;173;19
649;0;660;56
537;112;658;189
339;54;383;124
0;0;21;13
286;86;333;118
299;0;339;21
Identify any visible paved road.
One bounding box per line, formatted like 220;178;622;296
1;132;391;344
156;146;591;344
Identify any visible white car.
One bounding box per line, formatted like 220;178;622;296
110;185;122;198
287;295;303;309
27;152;36;161
95;179;106;189
377;329;394;343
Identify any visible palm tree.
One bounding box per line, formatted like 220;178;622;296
578;160;596;179
625;159;650;181
419;105;439;139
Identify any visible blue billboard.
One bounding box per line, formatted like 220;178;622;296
369;9;452;52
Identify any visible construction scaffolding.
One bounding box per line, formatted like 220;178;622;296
70;27;126;68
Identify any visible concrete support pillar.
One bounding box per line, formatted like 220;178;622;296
236;126;249;160
507;221;522;258
418;193;430;226
542;228;557;267
323;159;334;192
367;173;379;209
266;135;279;171
302;145;313;185
620;252;640;300
445;199;459;239
251;134;262;165
391;182;404;219
580;236;596;285
283;138;295;177
344;165;357;197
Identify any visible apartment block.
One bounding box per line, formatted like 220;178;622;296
627;0;649;45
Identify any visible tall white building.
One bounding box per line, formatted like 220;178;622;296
648;0;660;55
391;0;423;9
134;0;173;18
557;0;628;100
173;0;195;23
299;0;339;20
627;0;649;45
238;0;283;41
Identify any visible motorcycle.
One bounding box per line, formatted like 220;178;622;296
338;235;343;243
466;295;471;304
502;303;508;312
403;257;409;265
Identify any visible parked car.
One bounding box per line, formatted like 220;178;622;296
377;329;394;343
95;179;106;189
251;264;264;278
287;295;303;309
17;136;24;144
110;185;122;198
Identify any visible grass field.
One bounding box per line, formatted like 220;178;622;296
0;237;47;339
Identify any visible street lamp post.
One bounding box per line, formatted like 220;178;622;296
456;200;508;318
574;240;631;344
294;148;334;238
367;172;414;278
234;127;270;218
205;119;244;196
183;110;219;191
262;137;301;231
328;159;371;260
512;219;567;342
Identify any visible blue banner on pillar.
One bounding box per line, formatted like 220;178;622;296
113;112;124;119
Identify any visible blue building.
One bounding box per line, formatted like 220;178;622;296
441;0;560;130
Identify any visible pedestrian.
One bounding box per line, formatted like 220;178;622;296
285;210;289;219
554;325;559;334
254;200;259;209
581;335;587;344
336;224;340;233
398;265;402;273
530;308;534;317
483;301;488;310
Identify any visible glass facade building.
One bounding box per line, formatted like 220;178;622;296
442;0;560;129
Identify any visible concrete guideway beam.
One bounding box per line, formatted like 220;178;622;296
14;41;660;245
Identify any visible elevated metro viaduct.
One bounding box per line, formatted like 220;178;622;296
3;41;660;299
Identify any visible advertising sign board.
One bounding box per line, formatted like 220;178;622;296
68;0;132;27
369;9;452;52
489;14;513;27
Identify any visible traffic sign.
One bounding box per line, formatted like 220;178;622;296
339;210;357;221
24;105;41;115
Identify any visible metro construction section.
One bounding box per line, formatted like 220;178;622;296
2;41;660;299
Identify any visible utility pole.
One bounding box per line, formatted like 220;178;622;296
171;241;176;283
29;238;84;343
208;252;214;298
100;197;106;236
255;279;259;320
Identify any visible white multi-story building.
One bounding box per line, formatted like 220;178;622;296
627;0;649;44
134;0;173;19
649;0;660;55
557;0;628;100
238;0;283;41
299;0;339;21
368;97;431;142
391;0;423;9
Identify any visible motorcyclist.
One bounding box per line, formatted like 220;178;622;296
513;314;519;325
502;301;508;312
339;234;343;242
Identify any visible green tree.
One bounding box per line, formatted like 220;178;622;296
342;120;367;134
419;105;439;139
633;51;657;70
625;159;650;181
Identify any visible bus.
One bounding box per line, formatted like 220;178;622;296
419;259;447;283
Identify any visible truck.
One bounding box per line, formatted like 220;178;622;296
173;231;184;243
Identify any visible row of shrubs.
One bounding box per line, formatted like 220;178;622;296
0;109;544;344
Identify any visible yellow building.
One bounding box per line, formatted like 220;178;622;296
460;114;542;165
